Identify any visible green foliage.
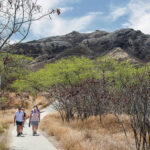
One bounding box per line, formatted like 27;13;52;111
12;55;150;94
0;53;33;90
94;56;150;91
107;61;150;90
0;126;4;134
2;124;9;129
12;57;96;93
0;97;8;104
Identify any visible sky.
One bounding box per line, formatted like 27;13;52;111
18;0;150;41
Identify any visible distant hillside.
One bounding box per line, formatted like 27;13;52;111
4;28;150;69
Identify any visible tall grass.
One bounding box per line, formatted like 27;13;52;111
40;112;136;150
0;141;6;150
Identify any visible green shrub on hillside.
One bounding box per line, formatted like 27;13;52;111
0;53;33;91
12;56;150;94
107;61;150;90
12;57;96;93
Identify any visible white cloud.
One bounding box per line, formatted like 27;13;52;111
109;0;150;34
88;12;103;16
31;11;102;37
9;40;20;44
60;7;74;12
109;7;127;21
36;0;77;9
30;0;103;37
124;0;150;34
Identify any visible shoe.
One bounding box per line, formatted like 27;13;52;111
17;133;20;137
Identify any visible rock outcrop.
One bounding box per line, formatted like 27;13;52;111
5;28;150;69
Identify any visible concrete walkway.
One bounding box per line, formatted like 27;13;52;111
9;105;57;150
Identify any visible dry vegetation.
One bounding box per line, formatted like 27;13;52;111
40;112;136;150
0;92;51;149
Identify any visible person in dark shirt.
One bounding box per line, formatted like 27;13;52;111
21;107;26;134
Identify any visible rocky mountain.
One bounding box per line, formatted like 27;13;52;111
5;28;150;69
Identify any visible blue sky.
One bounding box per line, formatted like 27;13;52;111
20;0;150;41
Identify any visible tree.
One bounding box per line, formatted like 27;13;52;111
0;53;33;91
0;0;60;50
109;63;150;150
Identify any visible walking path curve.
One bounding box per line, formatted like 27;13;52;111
9;104;57;150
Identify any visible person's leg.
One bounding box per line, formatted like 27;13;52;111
32;125;34;133
22;120;25;127
20;122;23;134
35;125;38;134
33;125;36;135
36;124;38;130
21;121;24;134
17;124;21;136
17;125;19;134
34;125;36;133
16;122;18;134
18;125;21;134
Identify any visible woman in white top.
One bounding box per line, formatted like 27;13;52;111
29;107;40;136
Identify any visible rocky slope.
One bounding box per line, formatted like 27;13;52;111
6;28;150;69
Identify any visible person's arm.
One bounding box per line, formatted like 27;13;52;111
29;113;32;123
14;115;16;126
29;113;32;127
22;112;24;122
38;113;40;122
29;114;31;122
24;113;26;120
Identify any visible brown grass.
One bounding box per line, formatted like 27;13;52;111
40;113;136;150
0;141;6;150
0;125;10;150
6;92;50;110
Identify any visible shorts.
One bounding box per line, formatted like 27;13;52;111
31;121;39;126
16;121;22;126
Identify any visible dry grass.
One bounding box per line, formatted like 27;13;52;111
0;133;9;150
0;124;10;150
0;141;6;150
6;92;50;110
40;113;136;150
107;47;138;63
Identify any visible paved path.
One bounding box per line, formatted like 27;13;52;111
9;105;57;150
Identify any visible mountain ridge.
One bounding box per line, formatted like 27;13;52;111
4;28;150;69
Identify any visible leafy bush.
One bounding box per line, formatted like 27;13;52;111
0;126;4;134
12;57;96;93
0;53;33;91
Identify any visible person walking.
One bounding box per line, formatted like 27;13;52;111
14;106;24;137
29;107;40;136
21;107;26;134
